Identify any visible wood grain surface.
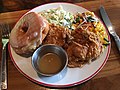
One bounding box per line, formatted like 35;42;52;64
1;0;85;12
0;0;120;90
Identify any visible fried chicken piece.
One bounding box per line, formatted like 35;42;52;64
43;24;71;47
67;28;103;68
67;41;88;67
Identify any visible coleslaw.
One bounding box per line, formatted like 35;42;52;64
38;6;74;29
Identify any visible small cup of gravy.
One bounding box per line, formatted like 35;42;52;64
32;44;68;76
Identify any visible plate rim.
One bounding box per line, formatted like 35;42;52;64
8;2;111;88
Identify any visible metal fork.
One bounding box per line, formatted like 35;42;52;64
0;23;10;90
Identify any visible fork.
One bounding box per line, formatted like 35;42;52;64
0;23;10;89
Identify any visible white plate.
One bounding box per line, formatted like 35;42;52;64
9;3;111;88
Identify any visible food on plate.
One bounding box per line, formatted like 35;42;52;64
10;6;110;68
43;23;71;47
10;12;49;56
66;28;103;68
39;7;109;68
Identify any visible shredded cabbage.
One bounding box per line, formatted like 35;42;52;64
39;6;74;29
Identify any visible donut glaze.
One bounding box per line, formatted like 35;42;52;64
10;12;49;56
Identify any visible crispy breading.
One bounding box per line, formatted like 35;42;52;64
66;28;103;68
43;24;71;47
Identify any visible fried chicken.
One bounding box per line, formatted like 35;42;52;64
43;24;71;47
66;28;103;68
42;23;103;68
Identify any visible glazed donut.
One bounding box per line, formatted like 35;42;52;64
10;12;49;56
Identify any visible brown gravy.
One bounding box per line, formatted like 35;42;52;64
38;53;62;74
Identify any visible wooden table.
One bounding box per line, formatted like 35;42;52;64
0;0;120;90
